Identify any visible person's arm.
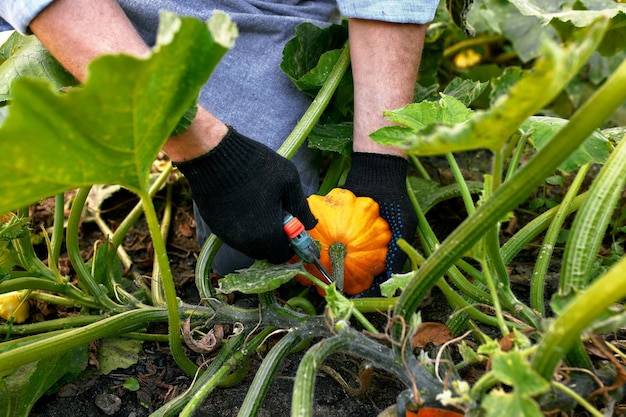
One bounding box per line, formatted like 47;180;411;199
29;0;227;162
348;18;426;157
337;9;434;294
27;0;317;263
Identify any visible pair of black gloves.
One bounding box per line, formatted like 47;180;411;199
174;127;417;294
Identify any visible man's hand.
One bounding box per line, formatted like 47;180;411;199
343;152;417;295
174;127;317;263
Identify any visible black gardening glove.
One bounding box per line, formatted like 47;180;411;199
173;127;317;264
343;152;417;296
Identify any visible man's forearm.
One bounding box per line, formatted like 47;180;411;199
348;18;426;157
29;0;227;161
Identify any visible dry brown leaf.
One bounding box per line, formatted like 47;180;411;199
411;322;454;349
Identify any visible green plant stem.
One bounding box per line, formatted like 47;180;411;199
50;193;65;267
551;381;603;417
329;242;346;292
409;155;431;181
479;258;509;336
0;278;99;308
28;291;90;308
13;232;57;282
446;153;475;215
139;190;197;376
530;164;589;315
443;34;504;58
504;129;531;182
532;255;626;378
501;193;586;264
318;153;349;195
0;314;105;336
277;43;350;159
393;56;626;344
561;134;626;292
195;234;222;299
407;181;492;304
292;335;351;417
66;187;121;311
352;297;398;313
175;327;275;417
93;214;133;271
110;162;173;249
0;308;168;373
151;182;173;306
238;331;302;417
436;278;526;331
122;332;170;342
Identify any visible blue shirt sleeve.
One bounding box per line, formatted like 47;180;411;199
336;0;439;24
0;1;54;34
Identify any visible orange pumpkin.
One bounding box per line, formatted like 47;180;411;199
407;408;464;417
297;188;391;295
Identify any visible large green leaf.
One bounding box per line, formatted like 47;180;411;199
218;260;303;295
508;0;626;56
0;32;77;103
371;20;608;156
522;116;611;172
280;22;348;96
0;347;87;417
509;0;626;27
0;11;237;214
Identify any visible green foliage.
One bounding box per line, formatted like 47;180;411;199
280;22;348;97
522;116;610;172
218;260;303;295
2;3;626;417
0;32;77;103
0;11;236;213
0;347;87;416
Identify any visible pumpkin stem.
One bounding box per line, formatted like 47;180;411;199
329;242;347;291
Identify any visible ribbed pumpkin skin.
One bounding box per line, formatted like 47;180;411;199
300;188;391;295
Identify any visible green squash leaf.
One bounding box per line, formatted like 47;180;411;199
379;271;415;298
446;0;476;36
442;77;488;107
482;388;544;417
0;215;30;241
491;350;550;397
218;260;303;295
0;32;78;103
409;177;484;215
482;349;550;417
509;0;626;27
308;122;353;156
95;338;143;375
522;116;611;172
0;11;237;214
371;19;609;156
0;346;87;416
280;22;348;96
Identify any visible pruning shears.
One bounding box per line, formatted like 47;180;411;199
283;214;333;285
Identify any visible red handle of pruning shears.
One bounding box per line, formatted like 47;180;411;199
283;214;333;284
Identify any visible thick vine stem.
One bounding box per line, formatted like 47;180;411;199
238;331;302;416
66;187;122;311
277;42;350;159
393;56;626;347
0;308;169;373
530;164;589;315
329;241;347;291
139;190;198;376
532;254;626;378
